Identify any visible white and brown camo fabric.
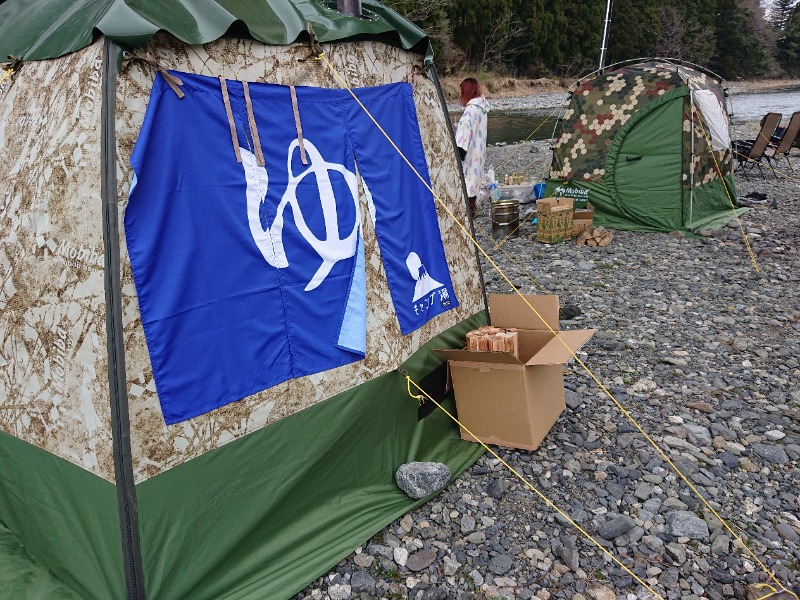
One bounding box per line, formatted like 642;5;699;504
0;34;482;483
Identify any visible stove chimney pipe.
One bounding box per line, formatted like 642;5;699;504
337;0;362;17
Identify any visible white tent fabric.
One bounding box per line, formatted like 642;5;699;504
693;89;731;151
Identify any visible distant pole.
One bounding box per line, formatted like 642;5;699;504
599;0;613;70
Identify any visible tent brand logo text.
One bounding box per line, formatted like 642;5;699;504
75;58;103;123
51;326;70;393
55;240;104;269
555;187;589;200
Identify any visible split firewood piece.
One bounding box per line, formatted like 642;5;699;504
576;225;613;247
466;331;480;351
596;229;613;247
477;326;501;335
501;331;519;358
465;327;519;358
477;335;492;351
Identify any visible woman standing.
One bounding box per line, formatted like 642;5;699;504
455;78;490;218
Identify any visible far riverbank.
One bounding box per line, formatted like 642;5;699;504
439;73;800;105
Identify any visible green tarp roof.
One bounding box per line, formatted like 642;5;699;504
0;0;429;62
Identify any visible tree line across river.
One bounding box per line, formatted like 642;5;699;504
383;0;800;81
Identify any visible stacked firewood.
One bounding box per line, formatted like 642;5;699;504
576;225;614;247
466;326;519;358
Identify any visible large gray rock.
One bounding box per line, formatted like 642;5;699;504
395;462;451;499
350;570;376;594
666;510;710;541
406;549;437;572
752;443;789;465
556;537;580;571
598;514;636;540
683;422;713;446
775;523;800;543
488;554;514;575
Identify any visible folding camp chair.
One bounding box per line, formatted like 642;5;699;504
733;112;782;179
765;111;799;175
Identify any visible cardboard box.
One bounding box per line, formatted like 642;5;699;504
572;202;595;237
536;197;574;243
436;295;595;451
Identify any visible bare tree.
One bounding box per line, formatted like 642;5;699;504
381;0;455;22
653;6;686;58
381;0;464;73
480;11;526;69
652;5;715;64
558;55;598;80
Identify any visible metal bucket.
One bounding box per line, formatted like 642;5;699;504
491;200;520;240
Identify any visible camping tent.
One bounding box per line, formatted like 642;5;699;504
0;2;487;599
545;59;742;232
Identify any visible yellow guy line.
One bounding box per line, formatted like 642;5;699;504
755;583;778;600
482;181;572;252
690;103;759;272
478;206;528;251
319;54;796;598
404;376;664;600
753;582;800;600
484;106;565;251
748;124;800;179
493;104;564;173
732;149;800;185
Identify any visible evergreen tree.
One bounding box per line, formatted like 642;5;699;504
504;0;547;75
562;0;606;75
769;0;798;29
604;0;661;65
447;0;521;70
776;1;800;74
711;0;768;78
380;0;786;79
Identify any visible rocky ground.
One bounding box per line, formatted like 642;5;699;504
296;122;800;599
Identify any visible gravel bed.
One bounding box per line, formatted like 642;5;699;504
447;92;571;114
296;128;800;600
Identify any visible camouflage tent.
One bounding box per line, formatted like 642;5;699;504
0;2;486;599
546;60;741;232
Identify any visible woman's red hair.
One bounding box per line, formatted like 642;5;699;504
460;78;482;106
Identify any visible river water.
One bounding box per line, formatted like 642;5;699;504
452;87;800;145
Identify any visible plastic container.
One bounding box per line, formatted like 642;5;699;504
496;183;535;202
489;182;499;202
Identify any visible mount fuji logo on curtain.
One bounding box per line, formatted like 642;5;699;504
125;71;458;424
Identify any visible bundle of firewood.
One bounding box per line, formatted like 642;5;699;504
466;326;519;358
576;225;613;247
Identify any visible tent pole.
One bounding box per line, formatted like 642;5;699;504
598;0;613;70
688;91;695;227
101;37;147;600
428;64;490;321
